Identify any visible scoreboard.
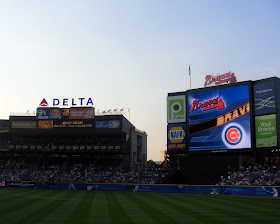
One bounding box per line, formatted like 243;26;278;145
36;107;95;129
36;107;95;120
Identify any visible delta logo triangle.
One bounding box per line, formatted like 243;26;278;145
39;98;48;107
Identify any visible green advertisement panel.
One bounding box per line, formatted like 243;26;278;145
167;95;186;123
255;114;277;148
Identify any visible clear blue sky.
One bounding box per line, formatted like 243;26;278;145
0;0;279;160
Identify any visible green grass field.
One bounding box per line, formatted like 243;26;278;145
0;188;279;224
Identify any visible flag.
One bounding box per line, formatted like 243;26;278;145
107;109;111;113
189;65;191;76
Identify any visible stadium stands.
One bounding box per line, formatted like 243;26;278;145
0;156;171;184
218;167;280;186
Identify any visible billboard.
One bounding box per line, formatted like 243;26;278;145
188;84;251;152
38;120;54;129
9;181;37;188
11;121;37;129
53;120;93;128
255;114;277;148
95;120;120;128
254;81;276;115
167;95;186;123
36;108;62;119
69;107;95;119
167;123;186;152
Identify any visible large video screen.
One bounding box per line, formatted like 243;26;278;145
188;84;251;152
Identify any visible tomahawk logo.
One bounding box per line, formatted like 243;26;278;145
222;123;245;148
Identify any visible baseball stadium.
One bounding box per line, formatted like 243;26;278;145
1;76;280;223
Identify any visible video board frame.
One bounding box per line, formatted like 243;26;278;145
186;81;254;154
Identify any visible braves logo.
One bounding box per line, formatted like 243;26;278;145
224;126;242;145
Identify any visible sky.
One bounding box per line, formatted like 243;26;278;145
0;0;279;161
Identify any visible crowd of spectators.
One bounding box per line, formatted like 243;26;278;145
0;159;170;184
218;166;280;186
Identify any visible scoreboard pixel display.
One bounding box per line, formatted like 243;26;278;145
188;84;252;152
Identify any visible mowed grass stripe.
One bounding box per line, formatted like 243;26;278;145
114;192;164;223
136;193;200;223
137;193;228;224
0;188;29;197
163;194;280;224
168;194;254;223
126;192;179;223
0;189;60;217
148;193;231;224
87;191;112;223
40;191;94;224
105;192;133;224
63;191;97;224
13;190;78;224
200;195;280;222
0;188;40;202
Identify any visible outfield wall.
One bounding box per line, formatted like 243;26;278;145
1;180;279;198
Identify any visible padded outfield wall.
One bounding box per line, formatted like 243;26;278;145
1;180;279;198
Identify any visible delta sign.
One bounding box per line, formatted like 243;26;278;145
39;98;94;107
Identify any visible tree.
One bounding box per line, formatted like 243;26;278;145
147;159;156;167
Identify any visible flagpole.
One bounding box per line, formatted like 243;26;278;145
189;65;191;90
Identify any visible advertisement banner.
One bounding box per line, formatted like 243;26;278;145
188;85;251;151
95;120;120;128
11;121;37;129
38;120;54;129
254;81;276;115
61;108;70;118
167;95;186;123
167;123;186;152
69;107;95;119
255;114;277;148
36;108;62;119
53;120;93;128
9;181;37;188
0;181;5;187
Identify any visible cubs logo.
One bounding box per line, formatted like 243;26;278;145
224;126;242;145
222;123;245;148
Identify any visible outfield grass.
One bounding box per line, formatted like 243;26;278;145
0;188;279;224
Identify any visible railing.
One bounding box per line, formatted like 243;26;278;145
9;113;36;117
